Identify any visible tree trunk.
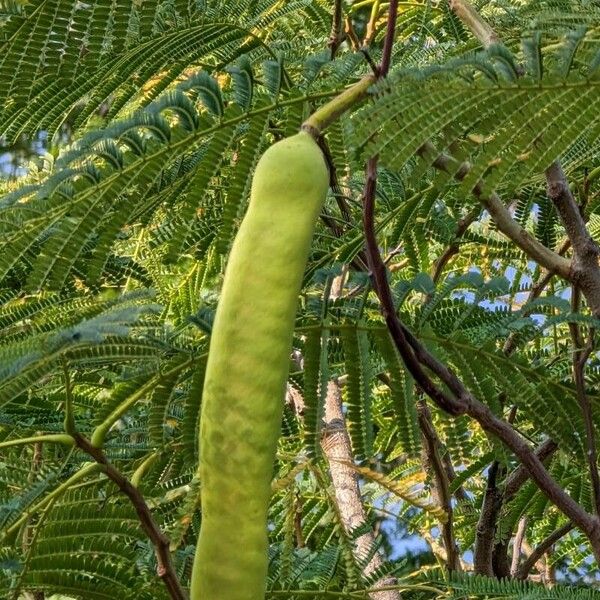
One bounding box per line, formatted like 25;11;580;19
321;379;401;600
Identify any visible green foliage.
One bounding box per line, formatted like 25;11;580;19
2;0;600;597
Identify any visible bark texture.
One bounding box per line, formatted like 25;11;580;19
321;380;401;600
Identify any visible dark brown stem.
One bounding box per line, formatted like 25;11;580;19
474;461;503;576
364;163;465;417
417;400;460;571
515;523;574;580
73;434;187;600
474;406;515;577
328;0;345;59
379;0;398;78
492;538;511;579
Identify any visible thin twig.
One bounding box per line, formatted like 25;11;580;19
345;16;362;51
431;206;481;284
569;287;600;517
515;523;574;580
503;439;558;503
418;400;461;571
510;517;527;576
502;239;571;355
73;434;187;600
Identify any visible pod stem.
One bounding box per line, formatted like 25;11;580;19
301;74;376;138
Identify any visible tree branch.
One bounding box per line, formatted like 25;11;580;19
569;287;600;517
417;399;461;571
450;0;600;317
503;439;559;503
321;380;401;600
547;162;600;316
73;434;187;600
328;0;345;59
515;522;574;580
448;0;499;47
510;517;527;576
474;461;504;576
419;144;572;280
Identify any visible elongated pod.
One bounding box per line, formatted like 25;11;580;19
191;132;329;599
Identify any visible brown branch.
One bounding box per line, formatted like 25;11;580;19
474;461;504;576
569;287;600;516
328;0;346;59
378;0;398;79
417;400;461;571
73;434;187;600
503;439;559;503
474;405;515;577
431;207;481;283
510;517;528;576
448;0;499;47
515;522;574;580
362;0;464;417
492;540;511;579
547;163;600;316
364;162;465;417
419;144;573;281
317;136;353;226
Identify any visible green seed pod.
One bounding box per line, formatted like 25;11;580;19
191;131;329;599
